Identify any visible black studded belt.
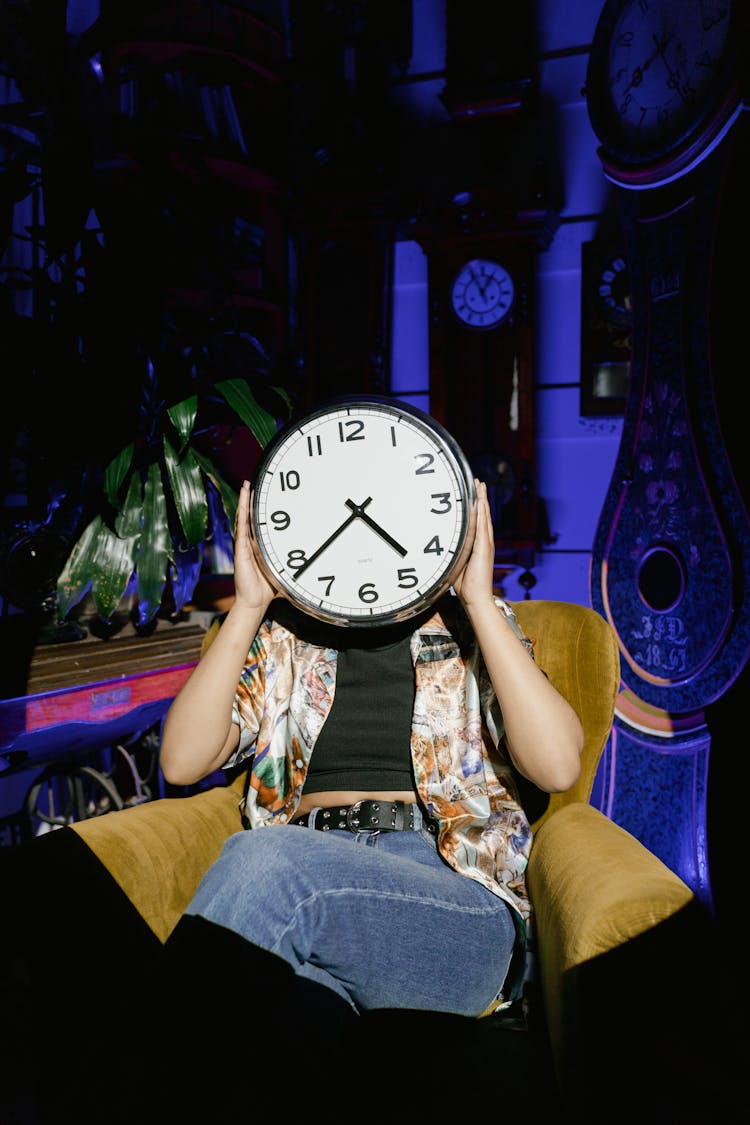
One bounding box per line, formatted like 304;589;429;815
292;800;437;834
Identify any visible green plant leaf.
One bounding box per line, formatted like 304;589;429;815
164;435;208;547
192;448;239;530
56;515;102;619
167;395;198;451
215;378;277;447
115;471;145;538
104;444;135;510
90;523;139;621
56;473;144;621
136;463;171;624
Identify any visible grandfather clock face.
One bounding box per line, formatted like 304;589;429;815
424;242;537;556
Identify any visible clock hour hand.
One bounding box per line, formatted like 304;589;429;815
622;32;670;95
468;265;488;299
292;499;372;579
346;498;408;557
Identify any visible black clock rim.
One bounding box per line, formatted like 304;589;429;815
250;394;477;628
585;0;744;168
451;258;512;281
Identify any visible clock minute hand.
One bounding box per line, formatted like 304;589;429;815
346;498;408;557
292;503;367;579
651;31;687;103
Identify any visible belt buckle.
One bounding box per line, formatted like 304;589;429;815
345;801;363;832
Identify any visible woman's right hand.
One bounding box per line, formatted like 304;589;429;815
233;479;283;612
161;478;279;784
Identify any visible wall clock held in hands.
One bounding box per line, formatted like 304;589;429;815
450;259;514;329
251;396;476;627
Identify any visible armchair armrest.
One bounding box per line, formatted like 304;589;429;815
527;802;696;1096
70;771;247;943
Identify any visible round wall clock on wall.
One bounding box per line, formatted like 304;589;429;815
251;395;476;627
450;258;515;329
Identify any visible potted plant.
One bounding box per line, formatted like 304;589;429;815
0;1;291;639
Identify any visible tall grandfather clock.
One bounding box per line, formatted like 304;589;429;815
415;197;558;581
585;0;750;912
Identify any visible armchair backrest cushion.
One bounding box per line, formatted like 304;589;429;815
509;599;621;832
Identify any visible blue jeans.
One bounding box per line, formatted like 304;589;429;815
185;806;518;1017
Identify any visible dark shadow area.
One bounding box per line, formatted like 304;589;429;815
0;826;562;1123
0;828;162;1125
0;615;40;701
568;900;744;1121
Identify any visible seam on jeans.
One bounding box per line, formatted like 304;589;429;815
269;884;507;957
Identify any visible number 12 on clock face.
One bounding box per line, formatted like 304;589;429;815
251;396;476;627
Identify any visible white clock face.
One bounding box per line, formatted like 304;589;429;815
450;259;514;329
251;397;475;626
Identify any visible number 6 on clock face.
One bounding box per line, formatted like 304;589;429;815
250;395;477;627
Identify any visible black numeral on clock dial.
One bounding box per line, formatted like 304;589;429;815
430;493;451;513
306;435;322;456
287;549;308;572
415;453;435;475
317;575;335;595
358;582;378;603
271;511;290;530
279;471;300;491
338;419;365;442
424;536;444;555
397;568;419;588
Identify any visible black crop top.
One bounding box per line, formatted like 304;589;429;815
302;633;415;794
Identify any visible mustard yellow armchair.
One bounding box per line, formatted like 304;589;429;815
1;600;718;1121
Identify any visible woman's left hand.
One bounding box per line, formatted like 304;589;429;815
452;480;495;609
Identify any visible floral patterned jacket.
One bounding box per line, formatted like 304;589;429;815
225;593;536;1006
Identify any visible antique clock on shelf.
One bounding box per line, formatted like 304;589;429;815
579;238;631;416
251;396;476;627
585;0;750;911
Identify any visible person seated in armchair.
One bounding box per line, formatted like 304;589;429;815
157;473;584;1111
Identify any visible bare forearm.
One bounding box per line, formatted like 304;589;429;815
160;602;266;784
464;597;584;792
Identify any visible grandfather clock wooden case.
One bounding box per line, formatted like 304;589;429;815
416;213;554;580
414;2;556;582
586;0;750;919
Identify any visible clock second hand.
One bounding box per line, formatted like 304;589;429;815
291;500;372;579
346;498;408;557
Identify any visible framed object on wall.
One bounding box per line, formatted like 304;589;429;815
418;235;539;567
580;239;631;416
